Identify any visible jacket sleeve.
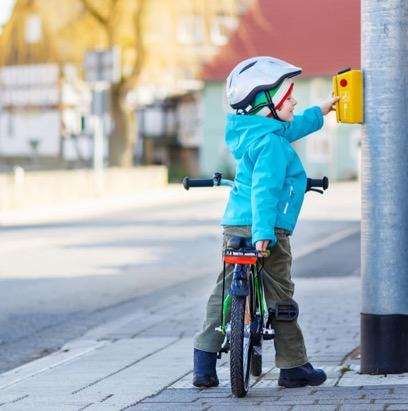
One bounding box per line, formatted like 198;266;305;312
282;106;324;143
249;136;287;246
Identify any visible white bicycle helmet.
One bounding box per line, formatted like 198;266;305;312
226;56;302;116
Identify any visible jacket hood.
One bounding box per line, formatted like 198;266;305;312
225;114;286;159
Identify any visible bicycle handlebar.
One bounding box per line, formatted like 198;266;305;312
183;173;329;194
183;172;234;190
182;177;215;190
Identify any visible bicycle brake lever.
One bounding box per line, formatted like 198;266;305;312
309;188;324;194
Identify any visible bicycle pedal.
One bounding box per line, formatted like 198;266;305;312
262;327;275;340
269;300;299;321
219;340;230;356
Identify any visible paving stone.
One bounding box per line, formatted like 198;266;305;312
207;406;290;411
261;399;316;405
340;406;386;411
128;404;209;410
195;388;232;395
141;388;202;403
291;405;338;411
358;389;393;397
318;398;377;405
387;405;408;411
197;392;232;399
197;396;265;404
372;398;408;404
308;391;365;400
361;385;402;390
392;387;408;394
0;402;91;411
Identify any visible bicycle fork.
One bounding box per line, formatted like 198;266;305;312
216;264;249;331
216;264;250;356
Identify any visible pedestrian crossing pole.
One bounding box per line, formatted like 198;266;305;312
361;0;408;373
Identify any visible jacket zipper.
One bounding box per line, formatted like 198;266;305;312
283;185;294;214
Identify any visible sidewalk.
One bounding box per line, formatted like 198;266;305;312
1;275;408;411
1;180;407;410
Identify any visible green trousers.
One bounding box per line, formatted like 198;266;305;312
194;226;308;369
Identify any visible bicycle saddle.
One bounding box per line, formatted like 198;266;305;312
226;236;253;250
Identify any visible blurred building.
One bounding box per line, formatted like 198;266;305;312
0;0;92;170
200;0;361;181
0;63;91;170
132;0;253;177
0;0;253;173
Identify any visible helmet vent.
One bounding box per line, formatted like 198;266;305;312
239;61;257;74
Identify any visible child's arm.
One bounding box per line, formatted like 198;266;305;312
249;136;287;248
282;106;324;143
283;96;340;143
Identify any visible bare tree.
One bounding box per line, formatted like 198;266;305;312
80;0;146;167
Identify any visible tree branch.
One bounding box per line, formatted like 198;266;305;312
123;0;146;93
80;0;108;26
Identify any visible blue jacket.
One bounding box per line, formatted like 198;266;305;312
221;106;324;246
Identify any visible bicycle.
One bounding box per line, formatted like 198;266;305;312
183;172;328;397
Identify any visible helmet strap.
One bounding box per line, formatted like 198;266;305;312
235;90;281;119
264;90;280;120
236;108;248;115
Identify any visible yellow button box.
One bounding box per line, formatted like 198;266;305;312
332;68;363;124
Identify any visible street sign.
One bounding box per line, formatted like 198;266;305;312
84;47;121;85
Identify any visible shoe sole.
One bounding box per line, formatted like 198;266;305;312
193;381;219;388
278;377;327;388
193;376;219;388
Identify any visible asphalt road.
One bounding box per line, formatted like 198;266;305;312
0;194;360;374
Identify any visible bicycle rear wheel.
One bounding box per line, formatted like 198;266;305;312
230;295;252;397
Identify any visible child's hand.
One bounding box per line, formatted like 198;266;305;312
256;240;270;256
320;95;340;116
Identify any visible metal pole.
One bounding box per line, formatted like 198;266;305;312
92;89;105;194
93;114;104;172
361;0;408;374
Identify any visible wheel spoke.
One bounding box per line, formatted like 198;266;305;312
243;324;251;376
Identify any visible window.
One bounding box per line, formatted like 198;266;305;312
211;15;238;46
177;15;204;44
6;113;14;138
25;15;42;44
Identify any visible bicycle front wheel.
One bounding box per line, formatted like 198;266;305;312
230;295;252;397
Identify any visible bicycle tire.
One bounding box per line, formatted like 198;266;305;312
249;274;262;377
230;295;252;397
251;348;262;377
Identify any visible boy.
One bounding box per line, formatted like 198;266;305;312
193;56;339;388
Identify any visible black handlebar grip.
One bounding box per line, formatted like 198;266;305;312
182;177;214;190
322;176;329;190
308;177;329;190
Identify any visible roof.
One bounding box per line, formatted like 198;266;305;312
202;0;360;80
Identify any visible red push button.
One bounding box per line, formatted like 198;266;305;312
340;79;348;87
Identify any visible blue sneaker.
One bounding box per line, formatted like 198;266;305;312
193;349;219;388
278;362;327;388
